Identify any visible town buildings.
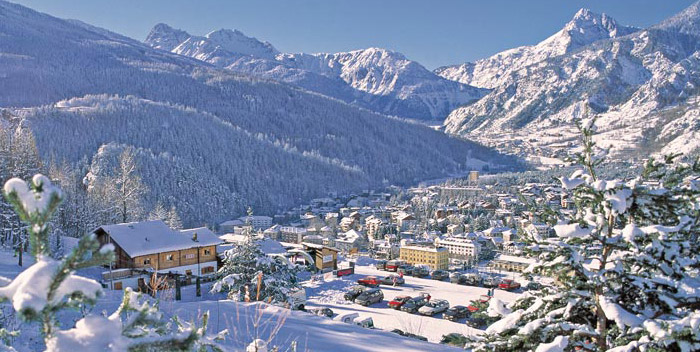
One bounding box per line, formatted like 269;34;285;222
399;245;449;270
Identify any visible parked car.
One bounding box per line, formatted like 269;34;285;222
307;307;334;318
498;279;521;291
412;266;429;278
397;265;414;276
355;288;384;306
449;272;462;284
430;270;449;281
375;260;387;271
461;273;482;286
385;260;406;272
380;274;405;286
418;299;450;316
388;295;412;309
357;276;381;287
399;293;431;313
482;276;499;288
344;285;366;302
443;305;470;321
353;316;375;329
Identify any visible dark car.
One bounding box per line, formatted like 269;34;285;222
443;305;470;321
431;270;449;281
397;265;414;276
399;293;430;313
388;295;412;309
449;272;462;284
344;285;366;302
355;288;384;306
375;260;387;271
307;307;334;318
412;266;429;278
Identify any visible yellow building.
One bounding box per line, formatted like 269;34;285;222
399;245;449;270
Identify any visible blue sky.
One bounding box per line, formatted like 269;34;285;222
11;0;698;69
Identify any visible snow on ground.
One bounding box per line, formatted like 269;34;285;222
171;301;463;352
302;263;522;344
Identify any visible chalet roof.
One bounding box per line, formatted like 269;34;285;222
96;220;222;257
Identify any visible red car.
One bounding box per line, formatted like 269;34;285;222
388;295;412;309
498;279;521;291
357;276;381;287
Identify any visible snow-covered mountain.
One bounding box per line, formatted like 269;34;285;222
146;24;488;120
0;0;515;226
442;3;700;160
435;9;639;89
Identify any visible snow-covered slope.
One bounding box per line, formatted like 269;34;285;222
442;3;700;159
435;9;639;89
0;0;516;226
146;25;488;120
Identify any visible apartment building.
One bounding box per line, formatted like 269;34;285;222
434;237;480;260
399;245;448;270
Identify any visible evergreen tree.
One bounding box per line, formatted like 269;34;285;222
467;120;700;351
213;211;301;306
166;206;183;230
148;202;168;222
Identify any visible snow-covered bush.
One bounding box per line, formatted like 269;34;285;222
0;174;227;351
468;120;700;351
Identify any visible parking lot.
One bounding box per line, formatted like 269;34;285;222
302;264;522;343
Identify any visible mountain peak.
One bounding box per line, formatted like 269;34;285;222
654;0;700;37
204;28;279;58
145;23;191;51
555;8;637;49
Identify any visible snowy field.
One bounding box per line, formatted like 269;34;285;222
302;263;522;344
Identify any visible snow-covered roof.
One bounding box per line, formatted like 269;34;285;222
220;219;244;227
96;220;222;257
258;238;286;255
492;254;536;264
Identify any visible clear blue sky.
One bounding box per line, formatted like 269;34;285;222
11;0;698;69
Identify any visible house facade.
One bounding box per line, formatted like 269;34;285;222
95;220;223;285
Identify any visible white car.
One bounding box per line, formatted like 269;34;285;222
418;299;450;316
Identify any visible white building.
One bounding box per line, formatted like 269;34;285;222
279;226;307;244
364;216;385;241
434;237;481;259
238;215;273;230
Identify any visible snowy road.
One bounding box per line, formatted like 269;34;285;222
302;264;522;344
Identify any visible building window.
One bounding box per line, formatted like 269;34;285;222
144;258;151;265
204;249;211;255
184;253;195;260
166;254;174;261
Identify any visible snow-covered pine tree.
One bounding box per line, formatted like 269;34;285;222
166;205;183;230
148;202;168;222
213;209;302;306
0;174;226;351
468;119;700;352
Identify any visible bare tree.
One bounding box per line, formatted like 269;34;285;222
113;147;148;223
